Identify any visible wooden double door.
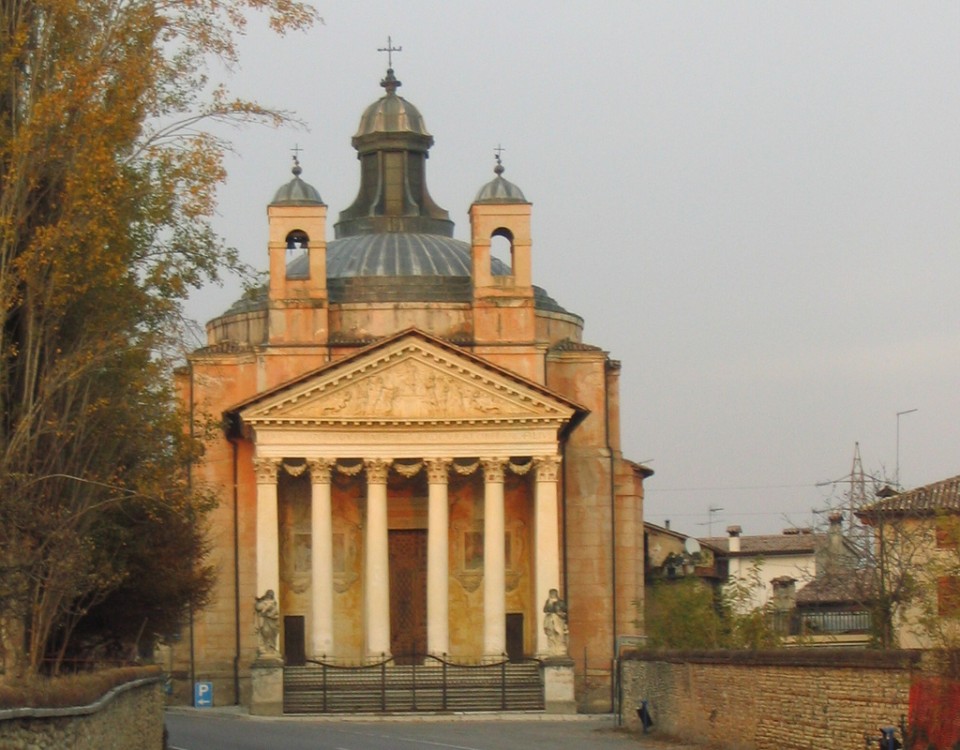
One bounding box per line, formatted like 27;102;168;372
387;529;526;663
389;529;427;663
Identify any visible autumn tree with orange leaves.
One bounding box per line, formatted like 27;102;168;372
0;0;317;677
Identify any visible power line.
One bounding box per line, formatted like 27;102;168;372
645;508;818;518
646;482;819;493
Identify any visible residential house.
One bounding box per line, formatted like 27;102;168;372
702;525;825;613
644;521;723;586
858;475;960;649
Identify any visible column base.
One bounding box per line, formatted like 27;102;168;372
250;658;284;716
542;657;577;714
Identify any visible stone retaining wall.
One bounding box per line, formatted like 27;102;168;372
0;676;164;750
621;649;920;750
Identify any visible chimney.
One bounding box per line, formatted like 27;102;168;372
771;576;797;612
828;511;844;558
727;525;742;554
664;519;671;530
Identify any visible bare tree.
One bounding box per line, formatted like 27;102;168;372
0;0;318;677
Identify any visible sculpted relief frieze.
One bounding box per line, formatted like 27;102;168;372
251;346;567;425
309;360;526;421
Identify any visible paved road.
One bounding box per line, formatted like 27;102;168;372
166;711;659;750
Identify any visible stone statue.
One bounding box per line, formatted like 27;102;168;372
543;588;568;655
254;589;280;656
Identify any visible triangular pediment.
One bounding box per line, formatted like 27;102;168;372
239;333;578;427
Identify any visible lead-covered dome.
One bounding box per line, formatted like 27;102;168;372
271;159;324;205
475;172;527;204
355;69;430;137
326;234;498;277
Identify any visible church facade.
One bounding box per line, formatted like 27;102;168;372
176;65;649;713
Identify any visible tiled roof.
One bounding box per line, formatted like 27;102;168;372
191;341;255;356
644;522;720;552
859;475;960;517
701;532;823;556
796;569;877;605
549;338;603;352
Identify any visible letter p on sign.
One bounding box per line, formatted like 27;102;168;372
194;681;213;707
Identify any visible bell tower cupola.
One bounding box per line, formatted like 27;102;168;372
267;154;329;346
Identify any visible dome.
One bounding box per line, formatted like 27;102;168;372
325;234;506;277
271;161;324;205
219;71;579;324
474;176;527;204
355;69;430;138
474;162;527;204
281;234;509;279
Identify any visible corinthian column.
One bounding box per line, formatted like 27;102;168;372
364;458;392;658
481;457;508;658
254;457;282;608
308;458;335;658
425;458;451;656
533;455;563;656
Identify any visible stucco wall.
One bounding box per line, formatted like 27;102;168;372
621;649;918;750
0;677;164;750
727;553;817;612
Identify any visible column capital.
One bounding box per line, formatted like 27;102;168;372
307;458;335;484
425;458;452;484
534;455;563;482
480;457;509;483
364;458;392;484
253;457;281;484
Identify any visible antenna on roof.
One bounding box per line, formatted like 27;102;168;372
895;408;917;490
695;505;724;536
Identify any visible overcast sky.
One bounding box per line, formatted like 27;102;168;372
186;1;960;538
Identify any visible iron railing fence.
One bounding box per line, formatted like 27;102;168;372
769;609;873;636
283;652;545;714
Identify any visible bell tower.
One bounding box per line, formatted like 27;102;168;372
469;156;537;379
266;157;329;346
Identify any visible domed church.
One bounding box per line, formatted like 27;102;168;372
177;62;650;714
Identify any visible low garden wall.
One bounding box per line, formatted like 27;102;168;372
622;649;920;750
0;674;164;750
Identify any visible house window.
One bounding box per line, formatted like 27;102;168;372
937;576;960;617
936;517;960;549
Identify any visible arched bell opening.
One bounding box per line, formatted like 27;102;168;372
490;228;514;276
285;229;310;278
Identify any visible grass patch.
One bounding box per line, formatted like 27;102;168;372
0;665;161;710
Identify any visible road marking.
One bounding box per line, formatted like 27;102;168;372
332;728;482;750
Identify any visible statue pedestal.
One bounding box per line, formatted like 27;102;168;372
542;657;577;714
250;657;284;716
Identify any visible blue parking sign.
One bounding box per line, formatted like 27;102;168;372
194;681;213;708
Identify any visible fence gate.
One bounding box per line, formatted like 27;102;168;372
283;654;544;714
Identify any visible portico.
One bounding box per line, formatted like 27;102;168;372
235;330;580;664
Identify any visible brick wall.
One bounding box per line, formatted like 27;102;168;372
0;677;164;750
621;649;919;750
